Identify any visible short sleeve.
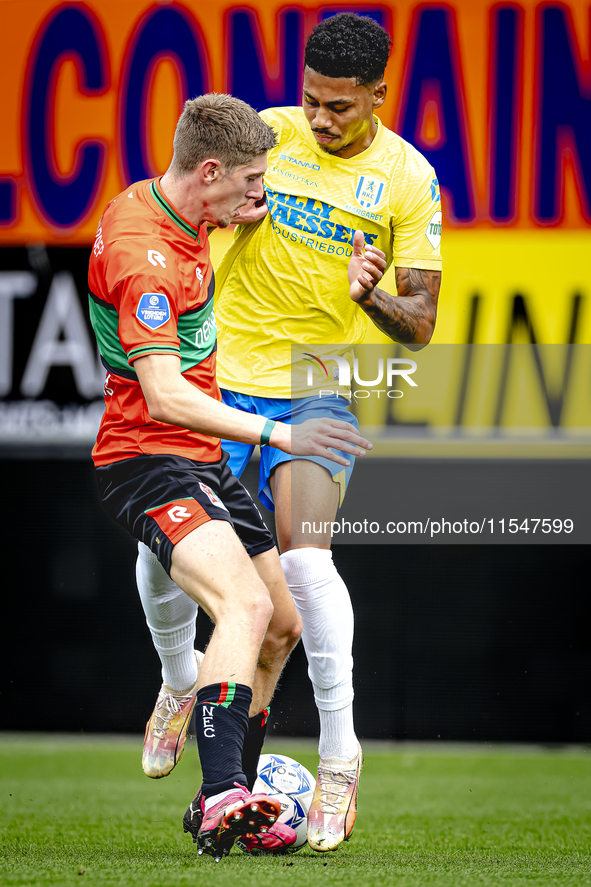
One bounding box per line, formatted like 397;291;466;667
107;239;183;365
391;156;442;271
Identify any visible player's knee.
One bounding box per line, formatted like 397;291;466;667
279;547;338;593
262;608;302;659
245;586;275;638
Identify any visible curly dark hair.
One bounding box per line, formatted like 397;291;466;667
304;13;392;86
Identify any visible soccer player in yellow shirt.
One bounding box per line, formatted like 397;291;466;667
138;13;441;853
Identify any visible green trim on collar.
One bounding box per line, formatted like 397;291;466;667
150;180;200;241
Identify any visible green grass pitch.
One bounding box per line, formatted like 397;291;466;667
1;734;590;886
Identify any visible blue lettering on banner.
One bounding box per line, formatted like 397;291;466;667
229;9;303;111
266;188;378;250
137;293;171;330
535;6;591;223
121;8;208;185
26;6;107;228
400;8;475;221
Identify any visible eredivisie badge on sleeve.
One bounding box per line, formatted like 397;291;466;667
355;175;385;210
136;293;171;329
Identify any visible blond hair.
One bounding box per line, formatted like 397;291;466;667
170;93;276;177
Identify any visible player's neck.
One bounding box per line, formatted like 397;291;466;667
159;171;205;228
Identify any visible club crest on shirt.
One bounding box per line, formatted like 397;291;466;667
199;482;229;511
136;293;170;329
355;176;385;210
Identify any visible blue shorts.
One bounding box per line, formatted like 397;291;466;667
220;391;358;513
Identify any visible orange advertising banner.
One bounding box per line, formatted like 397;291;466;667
1;0;590;244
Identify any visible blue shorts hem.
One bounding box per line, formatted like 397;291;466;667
220;390;357;514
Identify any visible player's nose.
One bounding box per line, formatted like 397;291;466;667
247;178;264;201
312;106;332;129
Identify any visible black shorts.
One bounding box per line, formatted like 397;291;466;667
96;451;275;575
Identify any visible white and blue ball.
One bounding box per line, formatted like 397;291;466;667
247;753;315;852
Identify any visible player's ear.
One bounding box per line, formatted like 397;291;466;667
201;159;223;184
372;81;387;110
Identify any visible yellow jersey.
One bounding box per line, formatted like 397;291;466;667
215;106;442;398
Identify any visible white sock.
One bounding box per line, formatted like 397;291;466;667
279;548;358;761
136;542;199;692
318;701;357;762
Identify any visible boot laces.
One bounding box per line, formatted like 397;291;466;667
317;767;356;814
152;692;191;738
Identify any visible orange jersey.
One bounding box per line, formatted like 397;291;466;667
88;178;221;467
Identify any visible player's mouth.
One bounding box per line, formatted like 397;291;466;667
313;130;338;144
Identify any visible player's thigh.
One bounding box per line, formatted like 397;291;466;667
170;519;272;625
270;460;340;552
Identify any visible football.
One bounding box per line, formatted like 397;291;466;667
238;753;315;853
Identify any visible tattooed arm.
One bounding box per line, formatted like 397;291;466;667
348;231;440;348
365;267;440;346
354;269;440;349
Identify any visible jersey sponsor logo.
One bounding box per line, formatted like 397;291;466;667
168;505;193;522
426;210;442;249
431;178;441;202
195;266;204;285
147;249;166;268
266;189;379;254
344;203;383;222
274;167;318;187
136;293;171;329
199;482;228;512
145;497;206;539
195;311;216;349
93;224;104;257
355;176;385;210
278;153;320;171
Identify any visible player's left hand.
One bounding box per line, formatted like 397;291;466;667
288;418;373;467
348;230;386;303
233;196;268;224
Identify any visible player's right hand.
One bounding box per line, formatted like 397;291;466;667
273;418;373;466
